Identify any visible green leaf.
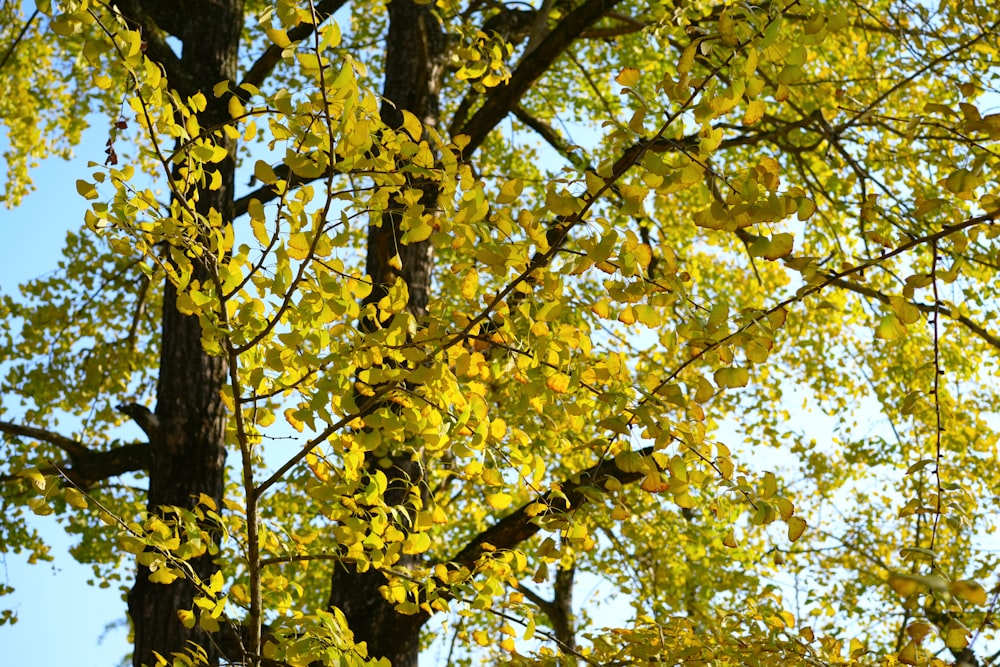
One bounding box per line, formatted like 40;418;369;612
714;366;750;388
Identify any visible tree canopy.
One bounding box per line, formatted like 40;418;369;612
2;0;1000;665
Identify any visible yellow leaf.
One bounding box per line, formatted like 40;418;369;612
905;621;933;642
228;95;244;119
178;609;195;629
951;579;988;605
786;516;807;541
64;487;88;509
640;472;669;493
254;160;276;184
229;584;249;605
890;296;921;325
264;25;291;47
200;613;220;633
208;570;224;595
875;313;907;340
743;99;765;125
615;67;640;87
545;373;570;393
461;269;479;301
714;366;749;389
761;471;777;499
284;408;304;432
76;180;99;200
403;532;431;554
749;233;794;260
19;468;46;492
400;109;422;141
888;574;920;597
797;198;817;220
497;178;523;205
287;232;312;260
898;641;924;666
149;568;179;585
767;233;795;259
486;493;512;510
943;619;970;651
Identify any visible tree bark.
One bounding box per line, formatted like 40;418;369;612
127;1;244;665
326;1;445;664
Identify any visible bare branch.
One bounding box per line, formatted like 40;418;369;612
0;420;149;489
581;11;648;39
0;419;89;457
60;443;150;489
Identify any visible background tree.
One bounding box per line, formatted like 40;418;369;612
2;0;1000;666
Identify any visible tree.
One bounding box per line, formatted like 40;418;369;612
1;0;1000;665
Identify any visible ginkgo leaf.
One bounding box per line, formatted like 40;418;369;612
486;493;512;510
786;516;807;542
64;487;88;509
943;619;971;650
951;580;988;605
875;313;907;340
403;532;431;554
742;99;765;125
722;530;738;548
545;373;570;393
615;67;640;87
714;366;750;388
149;568;179;585
897;641;924;666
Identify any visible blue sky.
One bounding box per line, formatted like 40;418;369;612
1;129;133;664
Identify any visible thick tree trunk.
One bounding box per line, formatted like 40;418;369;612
327;1;444;664
129;278;229;666
127;1;244;665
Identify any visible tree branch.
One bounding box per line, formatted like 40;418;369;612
107;0;193;95
729;222;1000;353
0;419;90;457
59;442;151;489
453;0;626;156
822;273;1000;351
0;7;39;74
447;447;650;570
0;420;150;489
234;0;623;218
512;105;591;172
239;0;350;91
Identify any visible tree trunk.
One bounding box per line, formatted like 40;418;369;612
326;1;444;664
127;1;244;665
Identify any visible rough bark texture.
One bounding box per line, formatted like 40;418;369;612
362;0;445;321
326;1;445;665
126;1;244;665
